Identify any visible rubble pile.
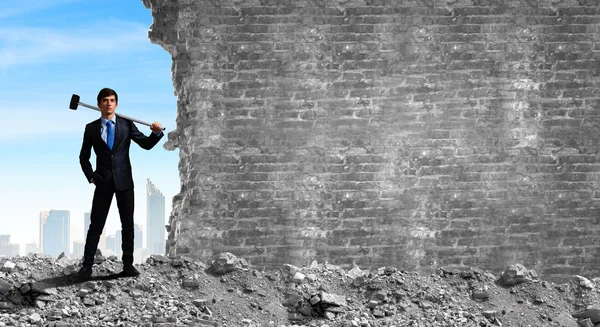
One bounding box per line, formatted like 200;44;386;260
1;253;600;327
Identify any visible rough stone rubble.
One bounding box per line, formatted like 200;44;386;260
1;253;600;326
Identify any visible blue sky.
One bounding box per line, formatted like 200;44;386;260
0;0;179;254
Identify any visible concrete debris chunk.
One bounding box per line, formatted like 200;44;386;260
292;272;305;283
170;258;184;267
573;308;600;324
471;289;490;300
1;262;15;273
319;292;347;307
482;310;498;318
500;264;539;286
93;252;105;264
575;275;595;289
377;266;397;276
209;252;248;274
18;284;30;294
352;275;366;287
310;295;320;305
283;263;301;275
322;311;334;320
347;266;366;279
192;299;207;307
28;312;41;323
579;318;594;327
77;289;90;298
83;298;95;306
182;279;200;288
0;280;11;296
372;308;385;317
148;254;172;264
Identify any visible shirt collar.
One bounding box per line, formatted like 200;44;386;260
101;116;117;125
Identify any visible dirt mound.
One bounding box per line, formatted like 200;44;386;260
0;253;599;326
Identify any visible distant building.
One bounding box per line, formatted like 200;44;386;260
98;231;107;254
146;179;166;255
134;247;148;265
24;242;39;255
134;223;143;250
41;210;70;257
105;235;117;256
72;240;84;259
39;210;49;253
0;235;19;257
114;230;122;256
84;211;91;239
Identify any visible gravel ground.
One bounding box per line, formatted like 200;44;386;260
0;252;599;327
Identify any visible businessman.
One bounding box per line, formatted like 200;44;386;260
77;88;163;280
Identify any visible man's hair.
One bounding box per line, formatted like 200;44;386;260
97;88;118;104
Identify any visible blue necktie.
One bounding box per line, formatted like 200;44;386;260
106;120;114;150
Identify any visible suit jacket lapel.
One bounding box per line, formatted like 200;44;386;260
94;119;111;152
112;116;126;151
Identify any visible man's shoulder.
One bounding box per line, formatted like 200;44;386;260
116;115;131;125
83;119;101;134
85;119;101;127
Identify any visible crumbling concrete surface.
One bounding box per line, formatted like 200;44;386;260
2;254;600;326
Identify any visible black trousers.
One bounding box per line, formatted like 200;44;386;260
83;178;135;267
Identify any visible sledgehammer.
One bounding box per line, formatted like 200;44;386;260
69;94;166;131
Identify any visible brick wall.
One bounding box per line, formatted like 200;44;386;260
144;0;600;281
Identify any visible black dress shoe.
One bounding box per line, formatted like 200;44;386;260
76;266;92;281
121;265;140;277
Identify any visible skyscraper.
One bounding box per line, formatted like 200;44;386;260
105;235;116;256
84;211;91;239
98;231;107;254
25;242;39;255
134;224;143;250
41;210;70;257
39;210;49;253
0;235;19;257
72;240;84;259
146;179;166;255
114;230;122;256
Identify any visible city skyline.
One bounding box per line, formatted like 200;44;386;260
0;1;180;253
1;179;170;261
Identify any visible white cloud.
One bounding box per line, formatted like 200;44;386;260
0;20;151;69
0;0;81;18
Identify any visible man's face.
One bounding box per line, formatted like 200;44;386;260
98;95;118;117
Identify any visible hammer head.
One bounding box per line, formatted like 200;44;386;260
69;94;80;110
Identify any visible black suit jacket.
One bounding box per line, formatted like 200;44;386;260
79;116;163;191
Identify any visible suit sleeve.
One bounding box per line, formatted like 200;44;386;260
79;125;94;183
130;121;163;150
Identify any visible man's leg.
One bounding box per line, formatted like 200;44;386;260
115;188;135;267
82;187;114;267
